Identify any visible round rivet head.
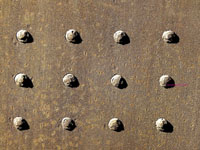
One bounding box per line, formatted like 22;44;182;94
111;74;127;89
156;118;167;132
13;117;29;130
16;30;31;43
63;74;79;88
61;117;76;131
108;118;123;132
113;30;129;44
156;118;173;133
65;29;81;43
162;30;178;43
14;73;29;87
111;74;122;87
159;75;174;88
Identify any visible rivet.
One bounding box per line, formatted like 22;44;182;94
113;30;130;45
65;29;82;44
159;75;174;88
111;74;127;89
13;117;29;130
61;117;76;131
156;118;173;132
63;74;79;88
162;30;179;43
108;118;124;132
156;118;167;131
16;30;33;43
14;73;33;88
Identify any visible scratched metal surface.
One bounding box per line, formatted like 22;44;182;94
0;0;200;149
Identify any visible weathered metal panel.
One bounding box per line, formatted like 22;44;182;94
0;0;200;149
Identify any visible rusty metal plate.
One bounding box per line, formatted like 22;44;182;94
0;0;200;149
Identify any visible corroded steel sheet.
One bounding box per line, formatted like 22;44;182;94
0;0;200;149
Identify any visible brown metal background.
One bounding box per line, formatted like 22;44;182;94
0;0;200;149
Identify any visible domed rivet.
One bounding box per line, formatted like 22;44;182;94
159;75;175;88
16;30;33;43
111;74;127;89
156;118;167;131
162;30;179;43
113;30;130;45
63;74;79;88
65;29;82;44
108;118;124;132
156;118;173;133
13;117;29;131
14;73;33;88
61;117;76;131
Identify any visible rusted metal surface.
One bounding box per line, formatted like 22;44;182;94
0;0;200;149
